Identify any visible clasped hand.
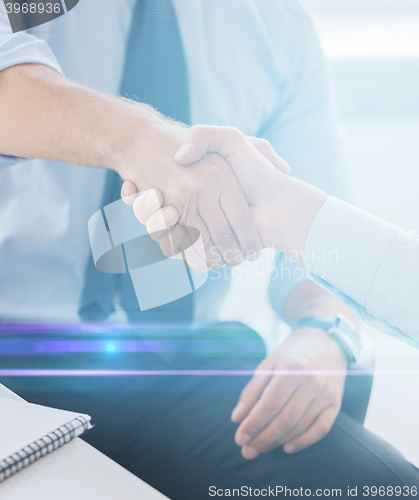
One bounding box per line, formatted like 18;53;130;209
121;125;291;269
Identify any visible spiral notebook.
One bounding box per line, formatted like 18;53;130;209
0;395;91;482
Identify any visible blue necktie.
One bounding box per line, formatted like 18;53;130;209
79;0;192;324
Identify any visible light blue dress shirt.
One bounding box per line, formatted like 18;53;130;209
0;0;352;323
305;197;419;348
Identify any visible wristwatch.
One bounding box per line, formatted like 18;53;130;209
292;315;363;364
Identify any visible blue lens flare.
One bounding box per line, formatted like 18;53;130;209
0;323;388;378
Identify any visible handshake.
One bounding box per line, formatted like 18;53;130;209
120;124;329;270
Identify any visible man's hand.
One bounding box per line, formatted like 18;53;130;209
173;125;291;208
123;124;328;261
121;126;293;261
231;328;347;459
121;126;293;268
0;65;266;270
117;121;265;269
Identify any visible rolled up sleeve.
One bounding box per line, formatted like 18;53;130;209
304;197;419;347
0;3;63;168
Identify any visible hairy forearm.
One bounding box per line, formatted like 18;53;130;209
0;63;165;172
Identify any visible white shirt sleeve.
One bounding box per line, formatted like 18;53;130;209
259;0;354;317
304;197;419;348
0;2;63;169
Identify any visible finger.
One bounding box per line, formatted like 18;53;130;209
132;189;164;225
241;383;318;458
231;359;274;423
199;202;242;267
246;137;291;174
174;125;291;176
179;214;222;270
283;406;339;454
145;206;179;235
277;370;343;446
175;125;244;165
143;206;212;270
181;226;210;272
121;180;139;205
151;223;209;273
219;183;263;262
159;225;198;259
159;225;185;258
235;373;301;447
277;396;332;446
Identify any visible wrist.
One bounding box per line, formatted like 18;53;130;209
289;327;348;368
292;316;362;366
284;281;361;326
256;176;329;258
112;102;189;190
109;101;166;179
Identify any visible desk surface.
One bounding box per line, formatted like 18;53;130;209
0;384;169;500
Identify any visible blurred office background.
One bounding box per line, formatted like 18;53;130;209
304;0;419;468
220;0;419;468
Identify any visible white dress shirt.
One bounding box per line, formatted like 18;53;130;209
305;197;419;348
0;0;352;323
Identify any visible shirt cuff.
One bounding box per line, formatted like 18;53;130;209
0;32;63;74
309;275;419;348
303;197;399;308
0;155;27;169
0;32;63;169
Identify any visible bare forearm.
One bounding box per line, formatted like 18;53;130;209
283;281;361;325
0;63;162;172
254;175;329;259
257;175;359;323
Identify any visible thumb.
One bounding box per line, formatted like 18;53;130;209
175;125;291;174
175;124;288;207
247;137;291;174
174;125;246;165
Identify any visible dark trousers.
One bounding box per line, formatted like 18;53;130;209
3;323;418;499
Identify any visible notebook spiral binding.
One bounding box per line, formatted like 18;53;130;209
0;415;90;483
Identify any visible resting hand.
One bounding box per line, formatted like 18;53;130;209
231;328;347;458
